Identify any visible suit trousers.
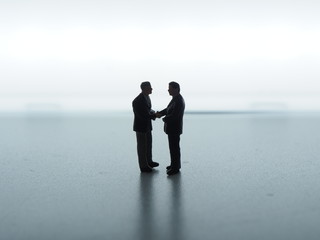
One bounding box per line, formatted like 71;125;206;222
136;131;152;169
168;134;181;170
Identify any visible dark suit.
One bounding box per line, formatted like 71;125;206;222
159;94;185;170
132;93;155;169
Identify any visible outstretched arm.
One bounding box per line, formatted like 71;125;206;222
156;108;167;118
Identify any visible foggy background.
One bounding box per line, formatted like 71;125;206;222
1;0;320;112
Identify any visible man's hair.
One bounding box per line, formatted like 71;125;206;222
140;81;151;90
169;81;180;91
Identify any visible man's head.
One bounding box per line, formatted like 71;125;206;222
168;81;180;96
140;81;153;95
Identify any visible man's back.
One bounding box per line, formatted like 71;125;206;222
132;93;153;132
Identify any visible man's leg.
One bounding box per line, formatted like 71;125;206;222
136;132;151;171
146;131;159;168
146;131;152;163
168;134;181;170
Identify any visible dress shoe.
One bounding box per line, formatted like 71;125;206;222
166;165;171;170
140;167;153;173
167;168;180;175
149;162;159;168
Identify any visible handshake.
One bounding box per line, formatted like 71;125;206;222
151;110;164;120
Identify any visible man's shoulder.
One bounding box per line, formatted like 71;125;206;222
133;93;143;102
175;94;184;103
133;94;147;108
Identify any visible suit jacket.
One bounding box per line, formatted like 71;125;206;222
132;93;155;132
159;94;185;135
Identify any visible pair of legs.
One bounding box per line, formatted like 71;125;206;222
136;131;157;171
167;134;181;173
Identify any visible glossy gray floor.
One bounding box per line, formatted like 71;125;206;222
1;112;320;240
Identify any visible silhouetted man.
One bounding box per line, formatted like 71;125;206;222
157;82;185;175
133;81;159;172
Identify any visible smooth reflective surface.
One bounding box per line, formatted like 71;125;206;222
1;113;320;240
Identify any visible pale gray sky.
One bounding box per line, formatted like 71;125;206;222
1;0;320;111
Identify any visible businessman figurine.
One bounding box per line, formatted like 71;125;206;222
157;82;185;175
132;81;159;173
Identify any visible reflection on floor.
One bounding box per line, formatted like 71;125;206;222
1;112;320;240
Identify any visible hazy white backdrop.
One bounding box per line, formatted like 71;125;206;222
1;0;320;112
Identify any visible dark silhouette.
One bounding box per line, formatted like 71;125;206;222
157;82;185;175
132;81;159;172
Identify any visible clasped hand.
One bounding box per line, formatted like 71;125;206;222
155;111;162;118
151;111;163;120
151;111;162;118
